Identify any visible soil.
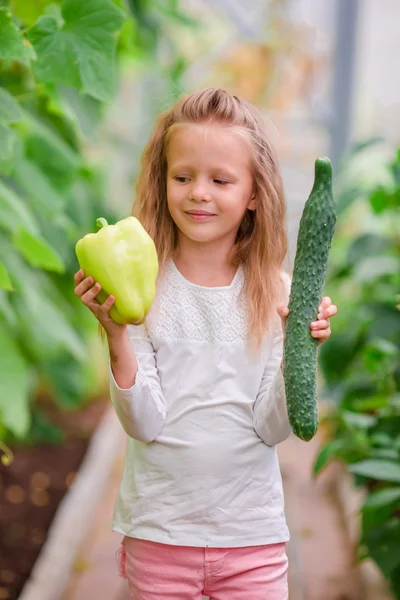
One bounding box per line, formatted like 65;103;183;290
0;396;109;600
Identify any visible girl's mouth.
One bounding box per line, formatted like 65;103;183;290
185;210;216;221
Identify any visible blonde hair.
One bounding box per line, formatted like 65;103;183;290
133;88;288;348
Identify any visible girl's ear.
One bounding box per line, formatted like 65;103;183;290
247;193;256;211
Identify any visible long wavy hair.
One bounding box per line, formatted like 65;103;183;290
132;88;288;348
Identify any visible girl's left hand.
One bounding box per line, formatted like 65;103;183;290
277;296;338;347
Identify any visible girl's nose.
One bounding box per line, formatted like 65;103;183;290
190;184;212;203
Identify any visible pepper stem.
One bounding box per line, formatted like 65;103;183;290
96;218;109;229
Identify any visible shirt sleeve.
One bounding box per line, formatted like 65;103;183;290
109;324;167;443
253;271;292;446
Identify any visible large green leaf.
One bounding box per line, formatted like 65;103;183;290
313;439;344;476
27;0;126;102
0;88;23;123
369;186;400;214
10;0;58;27
347;233;392;267
0;261;14;291
342;410;377;429
349;460;400;483
363;518;400;576
368;304;400;344
21;113;81;191
42;354;94;409
12;226;65;273
16;292;86;362
156;2;198;27
371;448;400;461
0;321;31;437
0;247;86;362
363;487;400;510
362;497;399;535
0;180;39;234
0;122;17;162
0;7;36;63
59;86;105;139
13;157;65;218
351;395;391;411
354;256;400;283
0;290;17;326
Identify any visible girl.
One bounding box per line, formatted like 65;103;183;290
74;88;337;599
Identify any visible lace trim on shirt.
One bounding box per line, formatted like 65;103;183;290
146;262;249;343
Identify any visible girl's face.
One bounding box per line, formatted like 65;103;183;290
166;123;256;248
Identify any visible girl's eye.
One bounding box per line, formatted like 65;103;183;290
175;176;189;183
214;179;229;185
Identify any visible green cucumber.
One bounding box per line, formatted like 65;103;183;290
284;157;336;441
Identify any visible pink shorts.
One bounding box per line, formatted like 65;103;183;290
117;536;288;599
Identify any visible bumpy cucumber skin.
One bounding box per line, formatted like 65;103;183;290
284;157;336;441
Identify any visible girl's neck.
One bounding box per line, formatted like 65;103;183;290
173;237;237;287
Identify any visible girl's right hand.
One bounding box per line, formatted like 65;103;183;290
73;269;127;338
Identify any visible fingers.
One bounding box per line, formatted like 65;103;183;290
81;280;102;306
318;297;338;320
100;294;116;314
74;270;116;321
310;318;330;330
74;273;96;299
313;328;331;348
277;303;289;319
311;326;331;338
277;296;337;348
74;268;85;285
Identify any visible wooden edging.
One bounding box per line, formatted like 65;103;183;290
335;466;395;600
18;406;123;600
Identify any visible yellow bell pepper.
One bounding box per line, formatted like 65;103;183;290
75;217;158;325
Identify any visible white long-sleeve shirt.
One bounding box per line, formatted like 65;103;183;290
110;259;292;547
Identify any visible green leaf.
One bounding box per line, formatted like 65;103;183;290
369;186;399;214
0;7;35;63
16;291;86;362
371;432;395;447
13;158;65;218
342;410;377;429
156;2;198;26
363;518;400;576
352;396;390;411
363;487;400;510
0;289;17;325
0;122;17;162
21;409;64;445
365;338;399;359
0;239;86;362
10;0;58;27
22;113;80;191
354;256;400;283
347;233;391;267
313;439;344;476
59;86;104;139
0;261;14;291
371;448;400;461
43;354;90;409
0;180;40;234
27;0;126;102
349;460;400;483
0;88;23;124
12;226;65;273
0;321;31;437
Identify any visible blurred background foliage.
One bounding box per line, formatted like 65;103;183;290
315;138;400;595
0;0;201;446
